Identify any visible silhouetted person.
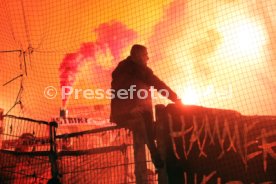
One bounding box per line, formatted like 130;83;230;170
110;44;179;183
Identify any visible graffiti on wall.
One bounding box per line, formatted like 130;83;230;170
157;104;276;183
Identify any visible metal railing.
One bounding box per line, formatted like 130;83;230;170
0;116;157;184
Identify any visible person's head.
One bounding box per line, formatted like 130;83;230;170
130;44;149;66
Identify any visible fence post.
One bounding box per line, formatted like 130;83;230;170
0;108;3;149
48;121;61;184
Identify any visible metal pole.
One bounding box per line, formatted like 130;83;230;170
48;121;61;184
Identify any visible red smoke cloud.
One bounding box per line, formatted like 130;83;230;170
148;0;187;62
59;21;137;107
95;22;138;61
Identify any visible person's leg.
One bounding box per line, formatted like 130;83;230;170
118;110;163;182
120;113;149;184
141;111;164;170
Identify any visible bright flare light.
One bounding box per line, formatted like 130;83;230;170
218;17;267;59
181;86;199;105
236;22;265;54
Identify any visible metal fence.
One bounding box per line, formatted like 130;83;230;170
0;116;157;184
56;126;157;184
0;115;51;184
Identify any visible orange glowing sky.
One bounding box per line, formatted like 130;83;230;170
0;0;276;121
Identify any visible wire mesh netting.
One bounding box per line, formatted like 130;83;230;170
56;127;157;184
0;116;157;184
0;115;50;152
0;0;276;183
1;0;276;120
0;116;51;183
0;153;51;184
155;104;276;183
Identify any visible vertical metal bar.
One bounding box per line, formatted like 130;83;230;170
48;121;60;183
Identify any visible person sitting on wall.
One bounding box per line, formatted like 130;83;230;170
110;44;180;182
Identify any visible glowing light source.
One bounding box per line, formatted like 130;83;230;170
236;22;265;53
181;86;199;105
218;17;267;59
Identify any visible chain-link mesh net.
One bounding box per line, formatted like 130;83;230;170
0;0;276;183
56;127;157;184
0;116;51;184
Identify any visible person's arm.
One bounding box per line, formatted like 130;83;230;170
139;66;179;102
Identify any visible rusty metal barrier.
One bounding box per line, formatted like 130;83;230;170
0;116;157;184
55;126;157;184
0;115;52;184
